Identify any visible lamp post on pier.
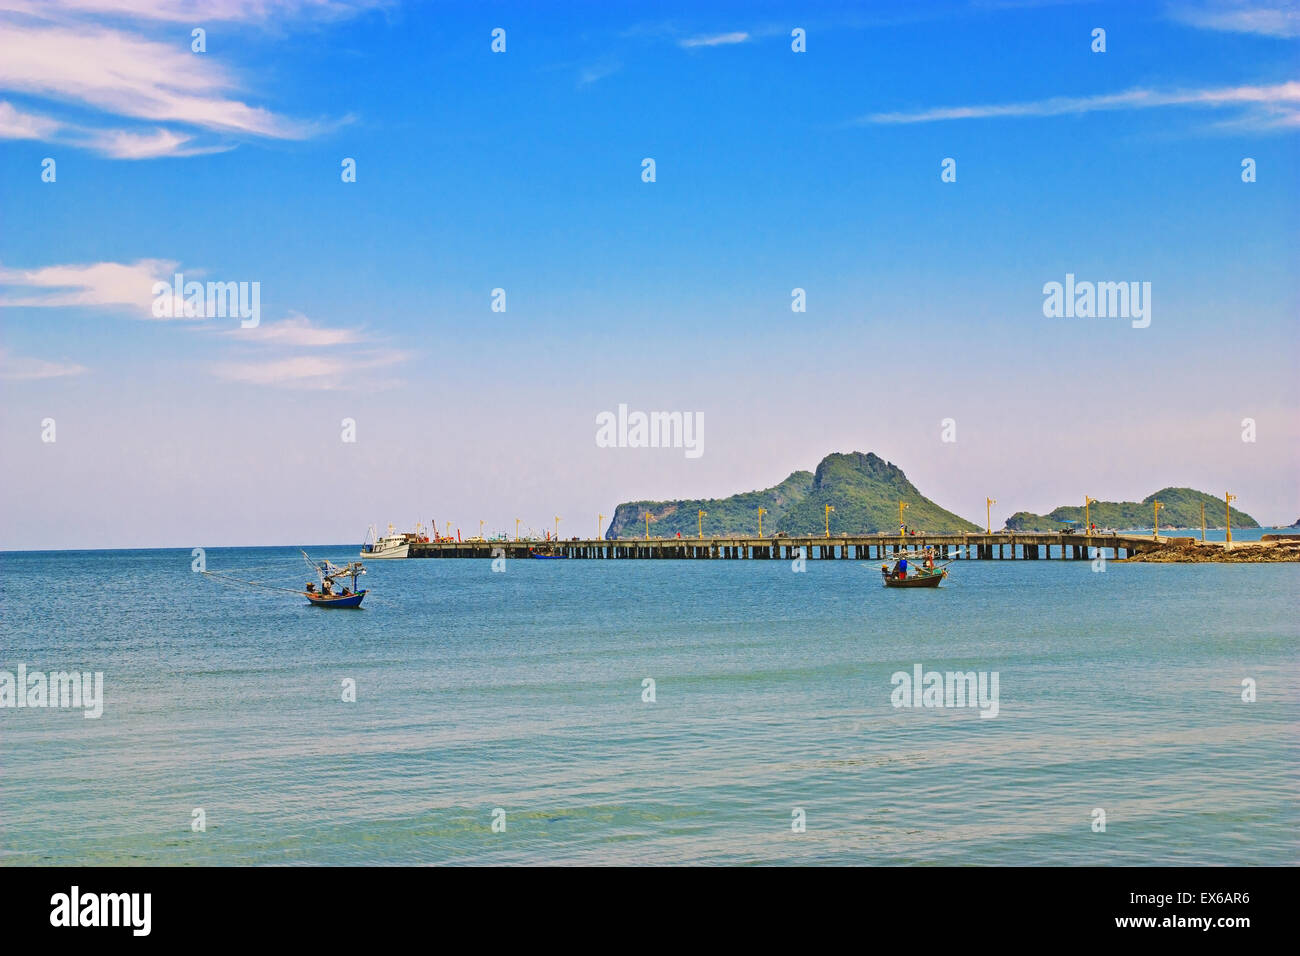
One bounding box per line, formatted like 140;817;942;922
1085;496;1097;536
1152;500;1163;539
1225;493;1236;546
986;497;996;535
824;505;835;538
757;507;767;539
698;510;706;539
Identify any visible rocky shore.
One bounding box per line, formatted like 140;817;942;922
1124;540;1300;563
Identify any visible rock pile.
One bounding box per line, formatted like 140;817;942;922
1125;541;1300;563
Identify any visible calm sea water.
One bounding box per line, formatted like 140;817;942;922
2;539;1296;866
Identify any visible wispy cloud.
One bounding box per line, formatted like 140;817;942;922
680;31;750;48
0;259;181;317
0;24;323;138
1167;0;1300;37
0;100;59;139
857;81;1300;129
225;313;363;347
0;0;389;25
212;349;404;390
578;58;623;87
0;1;367;157
213;309;392;389
84;127;235;159
0;347;87;381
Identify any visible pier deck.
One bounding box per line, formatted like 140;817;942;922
408;532;1189;561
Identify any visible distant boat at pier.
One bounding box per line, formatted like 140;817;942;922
528;546;569;559
361;523;426;559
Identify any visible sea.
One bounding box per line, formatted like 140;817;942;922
2;530;1296;865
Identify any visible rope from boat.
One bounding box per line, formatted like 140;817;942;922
200;570;307;596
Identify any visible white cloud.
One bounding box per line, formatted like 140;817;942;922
0;23;320;139
226;313;363;347
0;0;387;24
0;1;368;157
1167;1;1300;37
0;258;182;317
0;348;88;381
84;127;235;159
0;100;60;139
213;349;404;389
578;59;623;87
858;81;1300;126
680;31;750;48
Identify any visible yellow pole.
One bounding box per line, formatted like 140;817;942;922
445;521;451;539
479;520;484;540
554;516;561;540
515;518;521;541
1152;500;1162;539
598;514;604;540
642;511;651;540
898;501;909;535
986;497;996;534
698;510;706;539
758;507;767;538
1085;496;1096;536
1225;493;1236;545
824;505;835;538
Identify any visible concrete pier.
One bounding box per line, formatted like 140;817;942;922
408;532;1188;561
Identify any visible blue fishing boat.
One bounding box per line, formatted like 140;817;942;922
528;546;568;559
201;551;369;608
302;552;368;607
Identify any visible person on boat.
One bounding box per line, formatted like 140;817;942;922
893;557;908;580
924;547;935;570
305;582;315;593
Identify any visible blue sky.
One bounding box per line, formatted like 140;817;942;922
1;0;1297;548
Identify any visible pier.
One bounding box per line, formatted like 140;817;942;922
408;532;1189;561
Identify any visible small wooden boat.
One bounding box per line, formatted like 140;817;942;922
302;552;368;607
880;550;949;588
306;588;367;607
203;550;370;608
528;547;568;559
882;568;947;588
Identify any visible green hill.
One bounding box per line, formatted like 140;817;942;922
1005;487;1259;531
606;452;979;539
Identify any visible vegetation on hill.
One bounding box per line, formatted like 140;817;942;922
606;452;979;538
1004;487;1259;531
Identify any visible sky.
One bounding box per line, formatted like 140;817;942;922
1;0;1297;550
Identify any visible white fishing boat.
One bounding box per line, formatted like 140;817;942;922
360;523;410;559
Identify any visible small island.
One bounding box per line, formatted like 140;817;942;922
1005;488;1259;532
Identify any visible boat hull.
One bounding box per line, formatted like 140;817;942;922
360;543;408;559
882;570;946;588
306;589;367;608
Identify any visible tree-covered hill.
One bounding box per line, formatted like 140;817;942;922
606;452;979;538
1004;487;1259;531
